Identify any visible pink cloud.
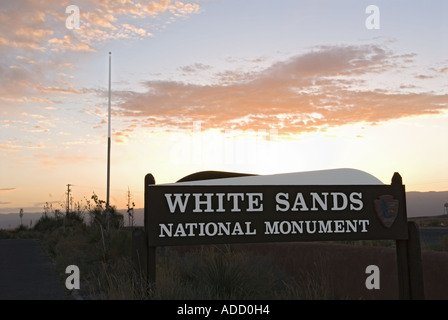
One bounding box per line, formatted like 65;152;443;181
115;44;447;135
0;0;200;106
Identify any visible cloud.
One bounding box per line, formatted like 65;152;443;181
415;74;434;80
122;23;150;37
179;63;212;73
38;86;85;95
75;0;199;44
0;0;200;50
15;28;55;42
0;143;22;152
0;0;200;108
34;153;92;167
170;1;200;16
21;112;45;119
0;188;18;193
47;34;96;52
113;130;132;144
115;44;447;135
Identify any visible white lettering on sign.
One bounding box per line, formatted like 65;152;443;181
264;219;370;235
165;193;190;213
157;190;373;240
157;219;370;239
164;192;265;213
164;192;364;213
276;192;363;212
159;221;257;237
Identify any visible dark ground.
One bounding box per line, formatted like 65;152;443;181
0;239;69;300
419;227;448;245
235;241;448;300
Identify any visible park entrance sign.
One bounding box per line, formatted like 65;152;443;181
146;169;407;246
147;184;407;246
136;169;423;299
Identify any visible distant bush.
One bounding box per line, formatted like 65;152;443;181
410;216;448;227
87;192;123;229
334;239;394;247
34;215;64;233
440;235;448;251
0;229;12;239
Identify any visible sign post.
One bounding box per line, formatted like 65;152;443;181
134;171;424;299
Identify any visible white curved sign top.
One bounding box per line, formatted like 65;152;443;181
171;168;384;186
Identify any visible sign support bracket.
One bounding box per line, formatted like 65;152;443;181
396;221;424;299
144;174;157;287
393;172;424;300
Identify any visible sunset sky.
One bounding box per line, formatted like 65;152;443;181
1;0;447;214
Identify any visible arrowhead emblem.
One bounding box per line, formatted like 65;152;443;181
374;195;399;228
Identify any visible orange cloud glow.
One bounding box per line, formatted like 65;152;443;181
115;44;447;135
0;0;200;106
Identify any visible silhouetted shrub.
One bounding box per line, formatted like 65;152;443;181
34;215;64;233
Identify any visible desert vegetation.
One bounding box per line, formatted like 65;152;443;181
409;216;448;227
1;195;447;300
0;194;336;299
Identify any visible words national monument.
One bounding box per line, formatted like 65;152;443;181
132;169;424;299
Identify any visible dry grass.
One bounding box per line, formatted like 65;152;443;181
3;212;447;299
410;215;448;227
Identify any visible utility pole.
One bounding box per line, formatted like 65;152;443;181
66;184;71;214
126;186;134;229
106;51;112;230
19;208;23;227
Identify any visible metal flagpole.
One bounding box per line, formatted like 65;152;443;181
106;52;111;230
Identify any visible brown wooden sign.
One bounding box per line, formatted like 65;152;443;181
145;180;407;247
138;171;423;299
